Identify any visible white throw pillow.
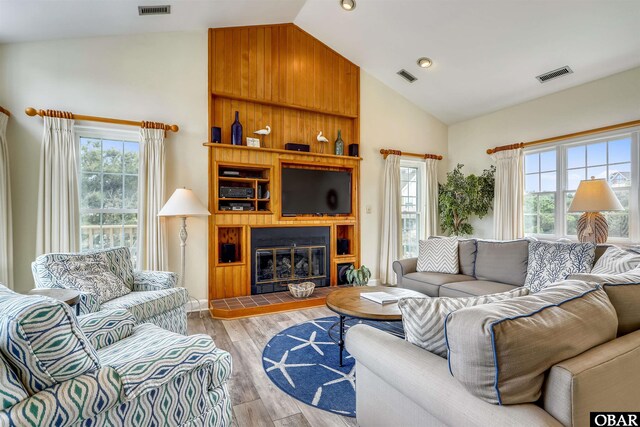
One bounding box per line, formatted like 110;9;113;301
592;246;640;274
48;258;130;304
398;287;530;358
417;237;459;274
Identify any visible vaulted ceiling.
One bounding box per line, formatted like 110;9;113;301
2;0;639;124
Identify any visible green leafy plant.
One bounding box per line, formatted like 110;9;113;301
345;264;371;286
438;163;496;236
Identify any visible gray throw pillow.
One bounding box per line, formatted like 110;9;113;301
49;257;130;304
446;280;618;405
475;240;529;286
417;237;459;274
591;246;640;274
399;287;529;358
524;241;596;292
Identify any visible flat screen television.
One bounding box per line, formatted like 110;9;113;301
281;167;352;215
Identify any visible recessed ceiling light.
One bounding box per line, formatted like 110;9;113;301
340;0;356;11
417;57;433;68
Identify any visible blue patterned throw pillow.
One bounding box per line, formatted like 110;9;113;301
524;241;596;292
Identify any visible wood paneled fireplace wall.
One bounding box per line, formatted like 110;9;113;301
205;23;361;314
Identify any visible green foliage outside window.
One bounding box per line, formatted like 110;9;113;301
438;164;496;236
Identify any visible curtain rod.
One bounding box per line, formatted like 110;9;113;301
25;107;179;133
0;106;10;117
486;118;640;155
379;149;443;160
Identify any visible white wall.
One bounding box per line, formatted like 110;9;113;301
0;32;448;295
448;66;640;238
0;32;209;296
360;71;448;280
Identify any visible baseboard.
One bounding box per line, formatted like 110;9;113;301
367;278;380;286
187;298;209;313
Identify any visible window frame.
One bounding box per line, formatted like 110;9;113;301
524;126;640;243
400;159;426;258
75;126;140;253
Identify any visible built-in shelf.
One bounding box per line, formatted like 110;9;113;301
216;164;271;213
217;226;244;265
204;143;362;162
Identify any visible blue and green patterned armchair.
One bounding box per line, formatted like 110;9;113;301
0;285;232;426
31;247;188;334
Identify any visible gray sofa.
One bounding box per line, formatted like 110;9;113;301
393;239;607;297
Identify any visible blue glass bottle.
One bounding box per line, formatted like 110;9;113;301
231;111;243;146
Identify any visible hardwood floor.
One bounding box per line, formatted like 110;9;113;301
187;307;358;427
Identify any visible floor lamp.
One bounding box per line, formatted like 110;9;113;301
158;188;210;315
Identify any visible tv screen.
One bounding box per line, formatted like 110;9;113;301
281;168;352;215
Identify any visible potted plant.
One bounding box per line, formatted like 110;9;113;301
345;264;371;286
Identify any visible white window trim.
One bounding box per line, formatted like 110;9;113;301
76;126;140;251
400;159;426;258
524;126;640;244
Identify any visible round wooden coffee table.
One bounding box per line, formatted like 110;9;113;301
326;286;424;366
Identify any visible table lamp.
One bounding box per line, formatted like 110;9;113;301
158;188;210;288
568;177;623;244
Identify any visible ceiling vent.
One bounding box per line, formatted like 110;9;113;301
536;66;573;83
397;69;417;83
138;5;171;15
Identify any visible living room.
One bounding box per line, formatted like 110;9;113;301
0;1;639;426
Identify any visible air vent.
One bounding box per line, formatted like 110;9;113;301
397;69;417;83
536;66;573;83
138;5;171;15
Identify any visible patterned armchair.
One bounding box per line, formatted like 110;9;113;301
31;247;188;334
0;285;232;426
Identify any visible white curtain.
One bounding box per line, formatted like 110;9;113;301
379;154;401;285
491;148;524;240
424;158;439;238
36;116;79;255
0;112;13;288
137;125;168;270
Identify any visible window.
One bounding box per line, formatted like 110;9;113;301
524;128;639;241
400;161;424;257
78;129;139;259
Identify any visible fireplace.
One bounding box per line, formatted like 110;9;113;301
251;227;330;294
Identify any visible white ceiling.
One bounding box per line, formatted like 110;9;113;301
2;1;640;124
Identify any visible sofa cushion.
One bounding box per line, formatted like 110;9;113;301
591;246;640;274
0;285;101;395
439;280;520;297
98;323;232;399
417;237;459;274
445;281;617;405
77;309;136;350
524;241;596;292
0;356;28;410
101;287;189;323
458;239;477;277
48;256;131;304
474;240;529;286
403;272;475;297
399;287;529;357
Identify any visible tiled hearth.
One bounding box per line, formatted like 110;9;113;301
209;286;344;319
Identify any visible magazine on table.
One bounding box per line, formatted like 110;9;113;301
360;292;399;305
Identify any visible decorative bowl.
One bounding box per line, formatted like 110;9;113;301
288;282;315;298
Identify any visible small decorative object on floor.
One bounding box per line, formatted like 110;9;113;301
317;131;329;154
568;177;623;244
253;125;270;147
288;281;315;298
345;264;371;286
231;111;243;145
211;126;221;143
334;129;344;155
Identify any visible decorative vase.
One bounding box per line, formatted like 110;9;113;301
334;129;344;155
231;111;243;146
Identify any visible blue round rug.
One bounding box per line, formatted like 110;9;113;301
262;316;403;417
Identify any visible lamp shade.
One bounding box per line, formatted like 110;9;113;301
158;188;210;217
567;178;623;213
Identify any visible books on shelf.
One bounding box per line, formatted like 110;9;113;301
360;292;399;305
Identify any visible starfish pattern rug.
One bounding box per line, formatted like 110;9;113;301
262;316;403;417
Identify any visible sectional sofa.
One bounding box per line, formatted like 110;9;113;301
347;239;639;426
